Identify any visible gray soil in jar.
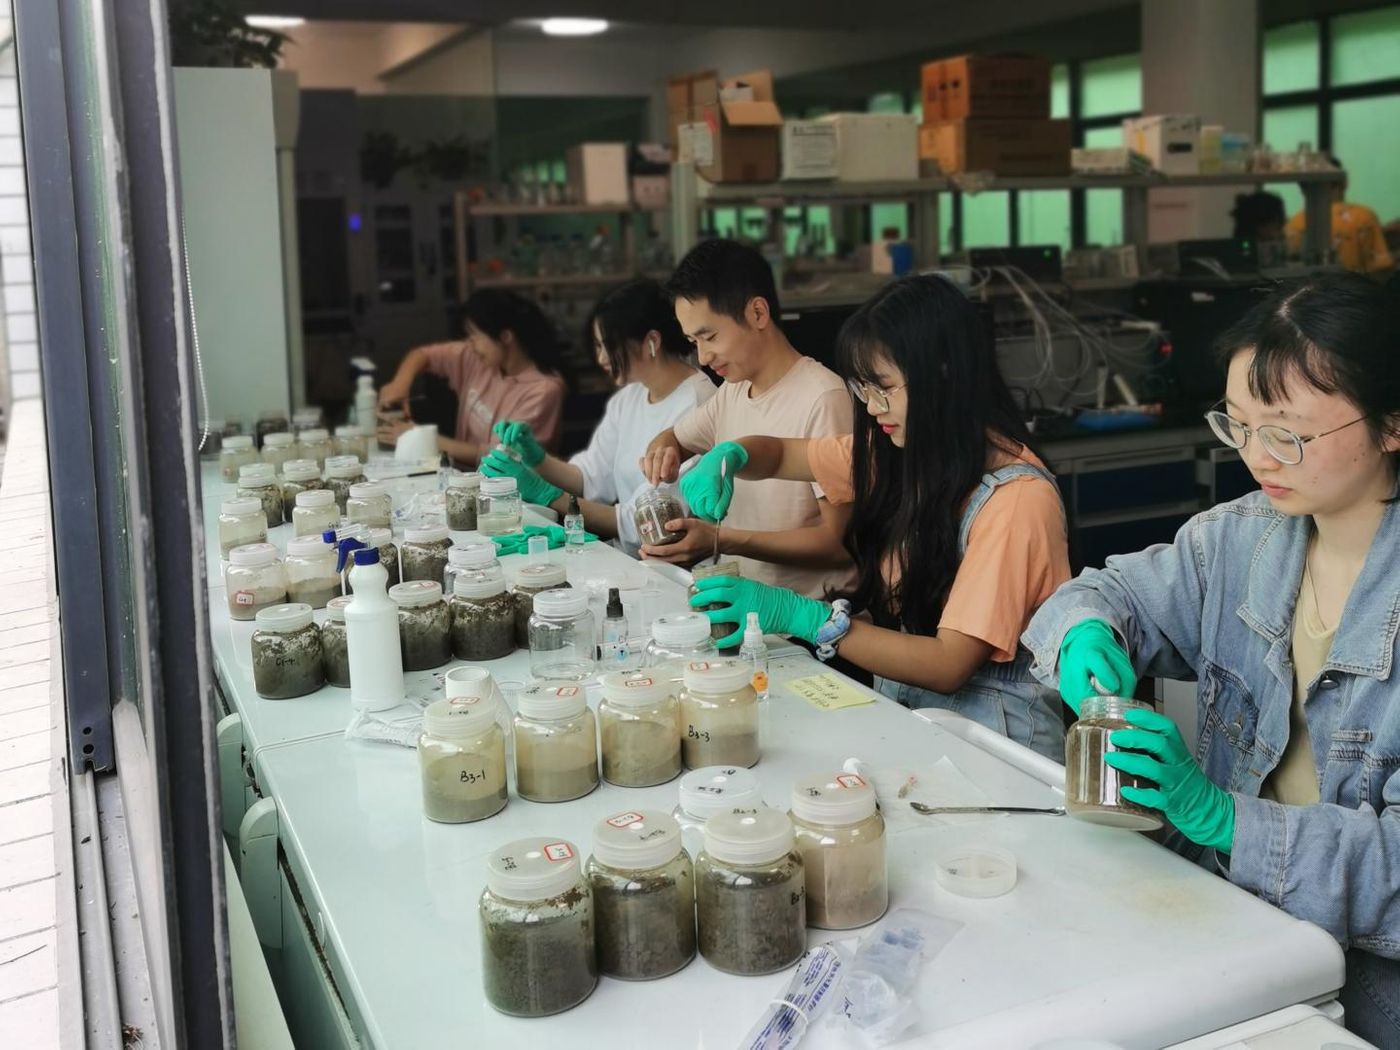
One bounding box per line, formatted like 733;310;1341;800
697;857;806;975
513;581;571;649
320;621;350;687
481;889;596;1016
240;485;284;529
683;726;759;770
287;580;340;610
446;487;477;531
280;477;325;520
252;624;324;699
450;593;516;661
421;750;507;823
591;866;696;980
228;585;287;622
635;493;684;547
798;830;888;930
346;544;400;593
397;601;452;671
1065;720;1163;827
400;540;451;584
327;473;367;514
601;718;681;787
515;757;598;804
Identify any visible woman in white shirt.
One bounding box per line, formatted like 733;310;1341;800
483;279;716;555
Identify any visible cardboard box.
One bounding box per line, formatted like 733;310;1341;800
631;174;670;209
782;120;839;179
919;118;1071;176
692;69;784;184
666;70;716;149
818;113;919;181
1122;114;1201;175
566;143;630;204
919;60;946;121
923;55;1050;121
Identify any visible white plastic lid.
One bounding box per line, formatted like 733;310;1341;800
405;525;450;544
486;837;582;902
683;659;753;696
790;772;877;826
480;476;518;497
515;563;567;589
368;527;393;549
452;568;506;599
389;580;443;607
263;432;294;447
935;846;1018;899
220;497;262;517
238;463;276;485
516;682;587;721
424;695;498;740
282;459;320;481
325;595;352;622
335;424;365;437
447;471;483;490
677;766;763;821
531;588;589;619
228;542;278;567
254;602;313;633
448;543;498;568
286;536;334;559
223;435;253;450
702;807;794;866
348;482;386;500
295;488;335;509
326;456;364;478
651;613;712;647
300;427;329;442
600;670;672;707
592;810;683;871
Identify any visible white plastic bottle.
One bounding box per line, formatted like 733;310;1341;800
353;375;377;428
739;612;769;702
341;544;404;711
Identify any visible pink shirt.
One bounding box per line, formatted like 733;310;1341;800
419;341;566;450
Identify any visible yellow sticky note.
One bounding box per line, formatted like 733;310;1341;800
785;673;874;711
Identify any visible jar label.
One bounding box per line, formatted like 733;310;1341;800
551;686;580;698
542;842;574;862
687;661;713;672
835;774;866;789
234;590;255;606
625;676;655;689
447;697;482;712
606;811;644;828
752;671;769;692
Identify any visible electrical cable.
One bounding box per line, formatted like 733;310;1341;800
181;221;211;453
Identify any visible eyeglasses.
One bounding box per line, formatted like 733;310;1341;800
1204;405;1367;466
847;379;907;415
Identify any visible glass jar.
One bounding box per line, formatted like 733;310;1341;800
291;488;338;539
345;481;391;529
325;456;367;513
645;613;718;678
335;524;369;592
219;435;257;482
284;536;340;610
297;426;332;469
528;589;596;682
420;696;509;823
513;683;599;802
598;671;681;788
449;569;516;661
673;765;764;858
695;808;806;976
251;602;324;699
480;838;596;1016
445;471;482;531
789;771;888;930
477;476;523;536
293;407;323;435
586;810;695;980
1065;696;1165;831
689;560;743;652
226;543;288;621
401;525;452;583
260;432;296;472
443;542;499;597
633;484;685;547
679;660;759;769
237;463;284;528
321;596;351;688
367;527;400;588
279;459;324;520
390;580;452;671
217;497;267;557
512;562;570;648
255;410;290;448
333;424;370;462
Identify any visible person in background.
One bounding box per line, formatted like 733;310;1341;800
1285;157;1394;277
377;288;567;467
1230;190;1287;242
640;239;855;598
681;275;1070;759
1022;273;1400;1045
483;278;716;554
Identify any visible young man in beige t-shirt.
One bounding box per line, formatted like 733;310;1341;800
641;239;855;600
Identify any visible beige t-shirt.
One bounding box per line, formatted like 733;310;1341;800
1261;571;1328;805
673;356;855;598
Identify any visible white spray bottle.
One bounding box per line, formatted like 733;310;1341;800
335;536;404;711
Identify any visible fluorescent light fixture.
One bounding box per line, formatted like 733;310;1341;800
540;17;609;36
245;15;306;29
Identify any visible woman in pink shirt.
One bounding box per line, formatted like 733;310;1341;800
377;289;567;467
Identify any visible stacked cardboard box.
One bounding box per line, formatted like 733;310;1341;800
673;69;784;184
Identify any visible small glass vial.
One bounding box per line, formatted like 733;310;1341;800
367;527;400;588
401;525;452;583
345;481;391;529
1065;696;1165;831
292;488;338;538
219;435;257;482
333;424;370;462
528;589;596;682
297;426;332;469
598;671;681;788
284;536;340;610
237;462;285;528
645;613;718;677
449;569;516;661
789;772;887;930
695;808;806;976
689;560;743;652
260;432;297;472
477;476;523;536
513;683;599;802
226;543;288;621
586;810;695;980
217;497;267;557
480;838;596;1016
633;484;685;547
512;562;570;648
325;456;367;513
390;580;452;671
673;766;764;858
279;459;324;520
321;595;351;688
445;471;482;531
443;541;499;597
419;696;508;823
251;602;324;699
680;660;759;770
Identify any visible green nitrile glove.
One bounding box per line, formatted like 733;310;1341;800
491;420;545;467
1107;709;1235;853
689;575;829;649
480;448;562;507
680;441;749;524
1058;618;1138;715
490;524;597;556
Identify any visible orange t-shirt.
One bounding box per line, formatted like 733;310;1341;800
807;434;1070;662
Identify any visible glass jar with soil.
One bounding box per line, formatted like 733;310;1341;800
513;683;599;802
217;497;266;557
449;569;516;661
345;481;391;529
320;596;351;688
333;424;370;462
251;603;324;699
390;580;452;671
296;427;332;469
1065;695;1165;831
292;407;323;435
366;528;400;588
645;613;717;678
789;771;887;930
598;670;681;788
279;459;324;520
689;560;743;653
325;456;367;514
527;589;596;682
401;524;452;583
512;562;569;648
419;696;508;823
679;660;759;769
237;463;285;529
225;543;288;621
476;476;523;536
633;484;685;547
291;488;338;539
673;765;764;858
259;432;296;473
443;542;498;597
284;536;340;610
445;471;482;531
219;435;257;482
254;410;290;448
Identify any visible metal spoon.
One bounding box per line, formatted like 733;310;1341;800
910;802;1066;816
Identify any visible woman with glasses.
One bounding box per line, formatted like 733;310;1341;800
1022;272;1400;1046
678;274;1072;759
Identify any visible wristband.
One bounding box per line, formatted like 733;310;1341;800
815;599;852;661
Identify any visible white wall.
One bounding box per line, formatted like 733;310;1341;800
278;21;486;95
0;36;38;407
376;30;495;96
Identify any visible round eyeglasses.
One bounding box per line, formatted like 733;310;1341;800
1204;407;1367;466
847;379;907;415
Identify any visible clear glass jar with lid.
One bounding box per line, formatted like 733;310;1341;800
251;602;324;699
419;696;508;823
479;837;596;1017
345;481;391;529
390;580;452;671
443;541;498;596
673;765;764;858
1065;696;1165;831
477;475;523;536
512;562;570;648
401;524;452;583
225;543;288;621
292;407;323;435
237;462;285;528
513;682;599;802
679;659;759;769
633;484;685;547
445;471;482;531
645;613;718;676
689;560;743;652
695;807;806;976
279;459;324;519
449;568;516;661
528;589;596;681
284;536;340;610
333;424;369;462
255;409;290;447
325;456;367;513
291;488;338;538
334;524;368;592
219;434;257;482
789;771;887;930
320;596;351;687
366;527;400;587
217;497;267;556
296;426;332;468
598;670;681;788
586;810;695;980
260;432;296;472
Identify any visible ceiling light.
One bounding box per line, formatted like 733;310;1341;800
245;15;306;29
540;17;609;36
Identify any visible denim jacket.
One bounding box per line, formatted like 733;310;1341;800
1022;492;1400;1039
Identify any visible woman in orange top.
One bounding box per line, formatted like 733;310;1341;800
681;274;1071;758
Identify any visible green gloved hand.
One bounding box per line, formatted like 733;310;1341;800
689;575;829;649
491;420;545;467
491;523;597;556
1107;709;1235;853
480;448;562;507
680;441;749;523
1058;618;1138;715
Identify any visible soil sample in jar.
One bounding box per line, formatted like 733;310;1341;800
237;463;285;529
260;431;296;472
251;603;324;699
789;772;888;930
633;486;685;547
445;471;482;531
443;542;499;596
449;570;516;661
400;525;452;584
292;488;339;539
419;697;508;823
673;766;765;858
689;561;743;652
1065;696;1165;831
325;456;367;514
511;562;570;648
321;596;351;688
219;435;257;482
598;671;682;787
390;581;452;671
345;481;391;529
513;683;599;802
279;459;325;521
284;535;340;610
680;660;760;769
367;528;400;588
226;543;288;622
217;497;267;557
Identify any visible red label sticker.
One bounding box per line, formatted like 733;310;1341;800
553;686;580;698
606;812;644;829
687;661;712;672
543;842;574;862
625;676;655;689
835;774;866;789
447;697;481;710
234;591;255;606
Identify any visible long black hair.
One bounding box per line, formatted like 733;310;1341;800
838;274;1043;635
461;288;564;376
587;279;692;382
